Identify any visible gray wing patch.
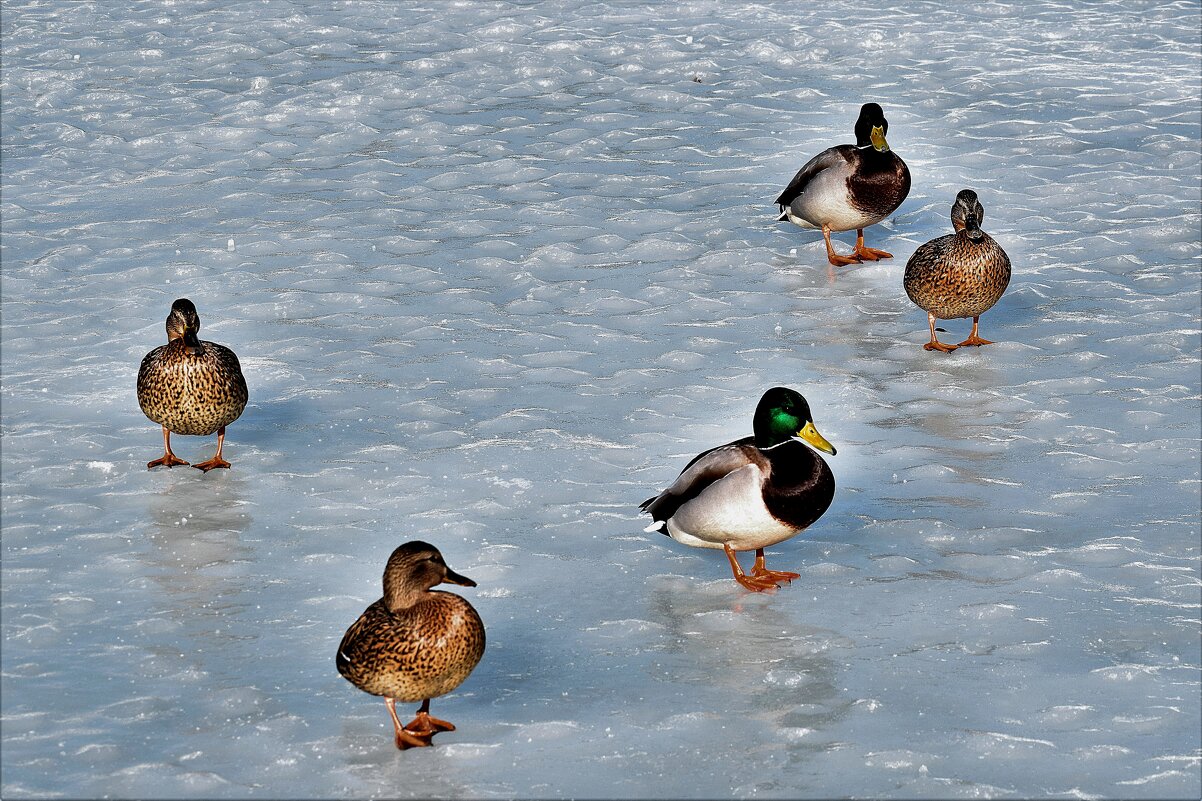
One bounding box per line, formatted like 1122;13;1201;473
641;442;760;524
667;463;767;540
775;145;856;210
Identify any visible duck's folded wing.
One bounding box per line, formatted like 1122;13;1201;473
640;439;757;525
335;601;388;680
774;145;855;210
335;613;366;677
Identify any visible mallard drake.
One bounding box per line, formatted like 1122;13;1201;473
337;541;486;750
137;298;248;472
640;387;837;592
903;189;1012;353
776;102;911;267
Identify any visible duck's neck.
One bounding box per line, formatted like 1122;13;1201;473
384;584;431;613
762;439;825;489
171;329;204;355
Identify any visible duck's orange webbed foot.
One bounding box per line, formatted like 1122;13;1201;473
751;549;800;585
724;544;780;592
386;698;435;750
148;452;190;469
395;728;434;749
923;313;959;353
853;245;893;261
405;701;455;737
192;426;232;472
826;252;863;267
735;573;781;592
852;229;892;261
956;316;993;348
149;426;189;469
822;224;862;268
192;456;232;472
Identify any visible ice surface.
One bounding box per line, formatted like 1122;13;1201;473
2;0;1199;798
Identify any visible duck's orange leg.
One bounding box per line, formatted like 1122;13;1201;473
385;697;433;749
193;426;233;472
148;426;189;469
404;699;455;738
923;312;958;353
822;224;862;267
955;316;994;348
751;548;800;585
852;228;893;261
723;544;779;592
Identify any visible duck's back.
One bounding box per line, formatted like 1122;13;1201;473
337;592;485;702
904;232;1011;320
137;340;248;435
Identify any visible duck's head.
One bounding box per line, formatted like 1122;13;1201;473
752;387;836;456
383;540;476;612
165;298;203;350
854;103;891;153
950;189;986;242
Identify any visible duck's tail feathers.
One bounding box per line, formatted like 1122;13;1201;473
640;493;673;535
643;520;669;535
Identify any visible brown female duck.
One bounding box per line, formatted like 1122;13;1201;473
903;189;1012;352
137;298;248;471
337;541;485;749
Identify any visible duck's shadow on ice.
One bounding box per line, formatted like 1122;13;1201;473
240;395;324;439
144;474;253;558
645;577;852;732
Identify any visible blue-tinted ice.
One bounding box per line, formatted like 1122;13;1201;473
2;1;1199;797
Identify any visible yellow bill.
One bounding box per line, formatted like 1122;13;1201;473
870;124;889;152
797;420;836;455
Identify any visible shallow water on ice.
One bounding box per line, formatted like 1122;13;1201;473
2;0;1199;798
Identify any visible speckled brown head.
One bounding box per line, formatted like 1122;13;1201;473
383;541;476;613
950;189;986;241
165;298;201;340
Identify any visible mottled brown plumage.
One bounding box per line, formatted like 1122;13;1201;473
904;190;1011;352
337;541;485;749
137;298;248;471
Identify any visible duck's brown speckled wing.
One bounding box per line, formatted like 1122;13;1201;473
337;593;485;703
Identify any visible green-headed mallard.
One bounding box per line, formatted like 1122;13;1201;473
137;298;248;472
776;102;911;267
903;189;1012;353
337;541;486;750
640;387;837;592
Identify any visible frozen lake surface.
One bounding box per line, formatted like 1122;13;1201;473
2;1;1199;797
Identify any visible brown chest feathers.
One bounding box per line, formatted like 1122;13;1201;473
137;339;248;436
904;231;1012;321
